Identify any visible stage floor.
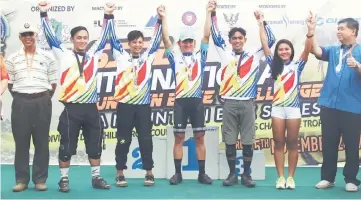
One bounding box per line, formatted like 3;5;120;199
1;165;360;199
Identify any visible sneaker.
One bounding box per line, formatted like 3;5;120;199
144;174;155;186
198;173;212;184
92;176;110;189
58;177;69;193
241;174;256;187
345;183;358;192
169;173;182;185
222;173;238;186
276;177;286;189
12;183;28;192
286;177;295;189
115;175;128;187
315;180;335;189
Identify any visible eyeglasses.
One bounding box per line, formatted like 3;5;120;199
20;32;35;37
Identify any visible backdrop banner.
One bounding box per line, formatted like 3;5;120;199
1;0;360;169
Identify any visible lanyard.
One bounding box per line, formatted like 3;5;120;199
234;51;244;77
74;51;86;77
131;55;142;87
339;44;357;63
336;44;357;72
131;55;142;74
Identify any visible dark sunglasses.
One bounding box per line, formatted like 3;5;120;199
20;32;35;37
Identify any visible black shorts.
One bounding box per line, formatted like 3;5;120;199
173;97;205;133
57;103;103;156
116;103;152;139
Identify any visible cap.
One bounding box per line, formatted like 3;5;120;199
179;30;196;41
19;23;37;34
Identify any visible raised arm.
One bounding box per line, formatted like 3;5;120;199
256;11;272;57
210;10;229;63
83;3;114;58
142;6;163;61
159;6;172;50
201;0;215;44
38;1;66;58
108;6;125;57
307;12;323;58
298;12;316;63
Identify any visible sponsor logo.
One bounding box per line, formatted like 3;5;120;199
182;11;197;26
258;4;286;9
31;5;75;12
223;13;239;28
316;17;361;26
217;4;236;9
265;15;305;27
91;6;123;11
145;15;158;28
94;20;136;28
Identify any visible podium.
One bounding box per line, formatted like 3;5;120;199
166;126;219;180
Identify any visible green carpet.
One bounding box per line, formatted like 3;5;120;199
1;165;360;199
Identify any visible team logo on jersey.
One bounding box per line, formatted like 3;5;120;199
223;13;239;28
182;11;197;26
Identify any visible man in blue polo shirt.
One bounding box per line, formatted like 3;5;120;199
309;16;361;192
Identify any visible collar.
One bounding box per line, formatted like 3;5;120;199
74;51;85;56
182;52;193;56
233;50;244;56
341;43;357;49
284;60;291;65
21;47;38;55
132;55;139;59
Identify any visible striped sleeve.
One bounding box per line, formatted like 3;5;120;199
40;12;65;59
295;59;307;72
199;43;209;63
143;19;162;62
109;16;125;57
86;14;112;58
264;22;276;49
265;55;273;65
165;48;176;72
210;11;229;64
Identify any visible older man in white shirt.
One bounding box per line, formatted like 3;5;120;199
5;22;57;192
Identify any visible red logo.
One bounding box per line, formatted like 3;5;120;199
182;11;197;26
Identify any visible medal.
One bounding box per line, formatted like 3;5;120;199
336;44;358;73
25;50;34;79
131;55;142;89
181;54;195;81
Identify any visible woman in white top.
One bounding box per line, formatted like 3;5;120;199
259;11;315;189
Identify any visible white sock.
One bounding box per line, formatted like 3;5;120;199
60;168;69;178
91;166;100;177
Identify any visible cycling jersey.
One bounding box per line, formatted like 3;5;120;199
211;12;276;100
110;19;162;104
166;43;208;99
266;56;306;107
40;12;111;103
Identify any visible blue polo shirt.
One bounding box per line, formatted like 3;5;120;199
317;44;361;114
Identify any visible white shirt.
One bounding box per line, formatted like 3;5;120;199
5;47;57;94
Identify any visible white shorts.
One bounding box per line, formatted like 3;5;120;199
271;106;301;119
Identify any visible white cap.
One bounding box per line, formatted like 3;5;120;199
19;23;37;34
179;30;196;41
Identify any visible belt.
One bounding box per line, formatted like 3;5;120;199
14;91;50;99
